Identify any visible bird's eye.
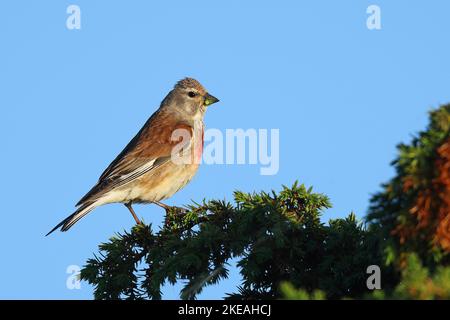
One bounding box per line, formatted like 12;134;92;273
188;91;197;98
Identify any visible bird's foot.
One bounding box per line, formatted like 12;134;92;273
164;206;188;226
168;206;188;214
154;201;187;225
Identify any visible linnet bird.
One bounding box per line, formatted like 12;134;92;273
47;78;219;235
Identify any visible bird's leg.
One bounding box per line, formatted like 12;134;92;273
153;201;172;225
154;201;187;213
124;202;142;225
153;201;172;211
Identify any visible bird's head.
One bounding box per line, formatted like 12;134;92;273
163;78;219;117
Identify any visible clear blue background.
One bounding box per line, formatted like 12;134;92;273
1;1;449;299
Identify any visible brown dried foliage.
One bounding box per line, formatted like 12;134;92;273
395;139;450;252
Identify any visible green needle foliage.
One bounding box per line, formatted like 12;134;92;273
81;104;450;300
81;183;382;299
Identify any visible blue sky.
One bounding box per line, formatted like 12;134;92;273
1;1;449;299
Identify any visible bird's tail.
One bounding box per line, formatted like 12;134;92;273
46;202;97;236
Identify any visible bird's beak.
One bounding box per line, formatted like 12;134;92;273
203;93;219;107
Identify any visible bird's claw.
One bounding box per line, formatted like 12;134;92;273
164;206;187;225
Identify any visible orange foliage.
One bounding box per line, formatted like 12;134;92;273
433;141;450;250
396;139;450;252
